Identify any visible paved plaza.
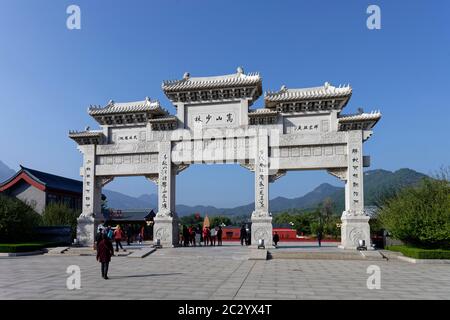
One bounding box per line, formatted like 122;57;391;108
1;243;449;300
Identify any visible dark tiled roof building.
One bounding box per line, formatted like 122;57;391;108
0;166;82;214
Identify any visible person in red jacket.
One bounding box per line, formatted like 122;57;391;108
113;225;126;252
96;233;114;279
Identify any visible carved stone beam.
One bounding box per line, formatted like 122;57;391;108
100;176;114;187
175;164;190;175
269;170;286;183
327;168;348;182
363;130;373;142
145;174;159;186
239;162;255;172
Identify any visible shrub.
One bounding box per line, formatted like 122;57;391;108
0;242;64;253
379;178;450;249
0;194;41;242
41;203;78;239
387;245;450;260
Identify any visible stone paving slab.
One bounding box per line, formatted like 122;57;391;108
249;249;267;260
0;245;449;300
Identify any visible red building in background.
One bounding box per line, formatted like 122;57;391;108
222;224;297;241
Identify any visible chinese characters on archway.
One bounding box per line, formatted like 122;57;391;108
351;148;361;208
295;124;319;131
257;149;266;209
83;159;93;211
118;135;138;141
193;112;234;125
160;154;169;211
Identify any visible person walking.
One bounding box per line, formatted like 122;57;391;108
190;226;196;247
95;227;104;250
273;231;280;247
113;225;126;252
195;225;201;247
240;225;247;246
106;226;113;240
126;224;133;246
317;229;323;247
217;226;223;246
210;227;217;246
96;233;114;280
183;225;190;247
203;227;209;246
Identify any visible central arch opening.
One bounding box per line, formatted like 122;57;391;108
176;163;253;247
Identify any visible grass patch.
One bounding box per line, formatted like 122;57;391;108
387;245;450;260
0;242;65;253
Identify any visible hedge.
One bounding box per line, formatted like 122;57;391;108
387;245;450;260
0;242;64;253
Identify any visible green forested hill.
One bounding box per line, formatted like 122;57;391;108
325;168;429;213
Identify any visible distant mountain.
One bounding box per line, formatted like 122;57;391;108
1;159;428;217
102;189;157;210
104;168;428;216
0;161;15;183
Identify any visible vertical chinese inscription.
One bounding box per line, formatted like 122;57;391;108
351;147;361;207
257;149;266;209
83;157;95;215
254;133;269;217
160;153;169;212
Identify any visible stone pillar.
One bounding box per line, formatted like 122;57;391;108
340;130;371;249
251;131;273;248
153;141;179;247
77;144;102;246
175;102;185;129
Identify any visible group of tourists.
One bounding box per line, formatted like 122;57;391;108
180;225;223;247
96;224;145;253
94;224;145;280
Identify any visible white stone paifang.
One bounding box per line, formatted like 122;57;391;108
70;69;380;248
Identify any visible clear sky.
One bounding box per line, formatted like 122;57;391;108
0;0;449;207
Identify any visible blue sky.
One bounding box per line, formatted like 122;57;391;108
0;0;449;207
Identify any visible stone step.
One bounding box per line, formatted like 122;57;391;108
128;247;157;258
46;247;70;255
268;250;385;261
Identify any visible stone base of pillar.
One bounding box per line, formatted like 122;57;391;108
250;215;274;249
339;214;371;250
76;215;95;247
153;215;179;247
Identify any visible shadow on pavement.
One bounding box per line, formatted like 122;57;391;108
111;273;183;279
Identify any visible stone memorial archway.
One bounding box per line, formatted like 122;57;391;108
69;68;381;249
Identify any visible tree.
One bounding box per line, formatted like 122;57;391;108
0;194;41;242
312;198;340;238
179;213;203;226
41;203;78;240
273;210;315;236
378;176;450;249
210;216;232;227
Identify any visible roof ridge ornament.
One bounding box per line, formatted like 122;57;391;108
324;82;331;90
183;72;190;80
237;66;244;75
108;99;114;107
280;85;287;92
